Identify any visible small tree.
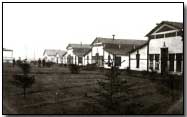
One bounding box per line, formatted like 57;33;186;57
12;63;35;98
96;55;129;113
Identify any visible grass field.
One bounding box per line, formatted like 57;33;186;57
3;63;183;114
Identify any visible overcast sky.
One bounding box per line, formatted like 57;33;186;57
3;3;183;60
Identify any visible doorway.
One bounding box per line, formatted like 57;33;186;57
161;48;168;75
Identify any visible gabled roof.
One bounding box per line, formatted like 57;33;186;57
66;43;91;57
145;21;183;37
43;49;66;57
91;37;146;46
66;44;91;49
56;50;66;58
73;48;91;57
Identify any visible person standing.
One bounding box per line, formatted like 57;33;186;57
12;58;15;68
42;59;46;67
38;58;41;68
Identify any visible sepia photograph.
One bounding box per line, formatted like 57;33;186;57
2;2;184;115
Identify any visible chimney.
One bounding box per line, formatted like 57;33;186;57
112;34;115;40
81;42;82;46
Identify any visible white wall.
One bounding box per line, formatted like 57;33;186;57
84;51;92;66
149;36;183;54
130;45;147;71
92;45;104;56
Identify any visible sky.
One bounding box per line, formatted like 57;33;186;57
3;3;183;60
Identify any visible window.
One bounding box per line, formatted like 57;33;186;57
136;54;140;68
87;56;89;64
78;57;82;64
115;56;121;66
155;54;160;70
165;32;176;37
176;54;182;72
156;34;164;39
108;55;111;66
96;53;99;63
149;54;154;70
169;54;175;71
75;56;77;64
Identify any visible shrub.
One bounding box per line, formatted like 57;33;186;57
126;67;132;75
46;62;54;67
84;63;97;71
19;63;31;75
141;70;148;77
69;64;80;74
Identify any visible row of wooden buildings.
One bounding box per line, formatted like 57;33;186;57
43;21;183;75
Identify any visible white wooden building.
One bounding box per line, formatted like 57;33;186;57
129;21;183;75
3;48;14;63
83;37;146;69
64;44;91;65
43;49;66;63
147;21;183;75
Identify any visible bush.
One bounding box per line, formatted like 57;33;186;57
69;64;80;74
19;63;31;75
46;62;54;67
16;60;22;66
148;69;158;80
126;67;132;75
141;70;148;77
84;63;97;71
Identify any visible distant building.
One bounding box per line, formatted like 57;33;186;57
84;37;146;69
3;48;13;63
43;49;66;64
64;44;91;65
129;21;183;75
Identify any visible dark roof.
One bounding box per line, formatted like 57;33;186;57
146;21;183;37
3;48;13;51
62;52;67;56
83;48;92;56
104;42;147;56
105;48;130;56
91;37;146;45
43;49;66;57
73;48;91;57
86;37;147;56
66;43;91;57
129;42;148;53
66;44;91;49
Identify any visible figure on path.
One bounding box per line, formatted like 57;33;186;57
38;58;41;67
